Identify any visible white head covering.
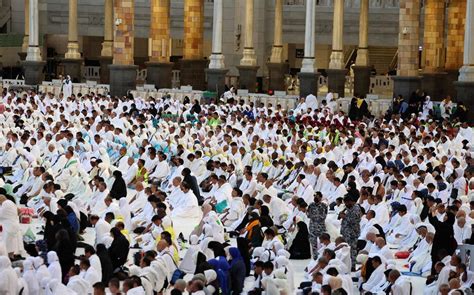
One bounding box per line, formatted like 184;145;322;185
261;276;279;294
48;279;77;295
119;198;132;230
190;235;199;245
47;251;62;282
277;249;291;259
0;256;19;295
23;258;40;295
204;269;217;283
33;256;44;269
150;259;168;291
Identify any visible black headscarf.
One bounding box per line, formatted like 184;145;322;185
429;211;457;260
195;251;213;275
237;237;251;276
108;227;130;269
289;221;312;259
109;171;127;200
97;243;113;284
208;241;226;258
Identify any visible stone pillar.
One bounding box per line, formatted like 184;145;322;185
327;0;346;97
269;0;283;64
209;0;224;70
62;0;83;82
445;0;467;98
180;0;207;90
65;0;80;59
421;0;446;100
455;0;474;118
298;0;319;98
238;0;259;93
267;0;289;91
353;0;371;97
22;0;45;85
109;0;138;97
392;0;421;100
206;0;228;96
146;0;173;89
19;0;29;60
99;0;114;84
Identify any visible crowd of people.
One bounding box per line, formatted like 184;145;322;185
0;86;472;295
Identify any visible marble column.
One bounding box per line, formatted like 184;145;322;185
445;0;467;98
209;0;224;70
327;0;346;98
238;0;259;93
392;0;421;100
19;0;29;60
267;0;289;91
180;0;207;90
62;0;83;82
353;0;371;97
146;0;173;89
99;0;114;84
455;0;474;118
22;0;45;85
206;0;228;96
298;0;319;98
109;0;138;97
421;0;446;100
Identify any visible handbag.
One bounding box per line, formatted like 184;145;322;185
166;252;185;285
19;208;34;224
215;200;228;213
394;251;410;259
170;268;185;285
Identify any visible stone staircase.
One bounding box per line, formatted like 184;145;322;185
368;46;398;75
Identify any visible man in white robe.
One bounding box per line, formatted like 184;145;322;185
90;215;112;246
0;195;24;257
171;182;200;218
408;232;433;276
262;194;290;226
386;205;413;245
84;246;102;282
220;188;245;226
67;265;90;295
239;171;257;196
389;270;411;294
80;258;101;288
372;195;390;227
149;153;170;182
361;255;386;293
371;237;393;261
454;216;472;245
62;75;73;99
129;182;148;213
305;94;319;111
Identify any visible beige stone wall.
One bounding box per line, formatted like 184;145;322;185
150;0;170;63
445;0;466;70
423;0;445;72
397;0;421;77
183;0;204;60
113;0;134;65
